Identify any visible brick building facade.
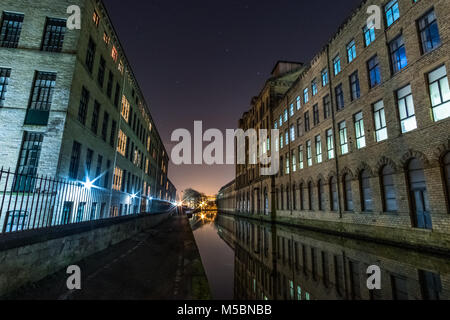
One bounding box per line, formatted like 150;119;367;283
218;0;450;251
0;0;176;218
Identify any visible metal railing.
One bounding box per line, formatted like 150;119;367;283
0;168;174;235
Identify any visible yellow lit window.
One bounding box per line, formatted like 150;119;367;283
103;32;110;44
111;46;118;62
147;136;151;152
113;167;123;191
93;10;100;27
121;95;130;122
117;130;127;156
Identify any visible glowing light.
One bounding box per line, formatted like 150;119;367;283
83;178;93;190
201;214;205;220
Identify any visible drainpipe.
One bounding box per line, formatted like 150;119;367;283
326;44;343;220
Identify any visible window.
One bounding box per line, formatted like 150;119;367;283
106;71;114;98
363;24;376;47
408;159;432;229
304;111;310;132
14;132;44;192
290;125;295;142
91;101;100;134
92;10;100;27
354;112;366;149
443;153;450;208
114;83;121;108
335;84;344;110
312;80;318;96
299;146;304;170
428;65;450;122
286;155;290;175
296;96;301;110
313;104;320;126
78;86;90;125
418;10;441;54
385;0;400;27
373;100;388;142
297;118;302;138
391;275;408;300
307;140;312;167
381;166;398;212
322;69;329;86
274;121;278;130
323;95;331;119
95;155;103;186
0;12;24;48
303;88;309;104
113;167;123;191
86;37;96;73
117;130;127;156
25;72;57;126
344;174;353;211
86;148;93;176
284;109;288;122
279;115;283;127
315;135;322;164
349;71;360;101
101;112;109;141
0;67;11;107
368;55;381;88
333;56;341;75
41;18;66;52
360;170;373;212
347;40;356;63
339;121;348;155
326;129;334;159
290;103;294;117
397;85;417;133
318;180;325;211
285;130;289;145
111;46;118;62
97;56;105;88
306;182;313;211
330;177;338;211
390;35;407;74
121;95;130;122
110;120;117;148
69;141;81;180
103;32;110;44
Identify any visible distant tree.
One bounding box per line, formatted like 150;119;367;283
183;188;206;207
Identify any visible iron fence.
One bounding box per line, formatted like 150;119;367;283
0;168;174;235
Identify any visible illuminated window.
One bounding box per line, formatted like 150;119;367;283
113;167;123;191
121;95;130;122
118;60;124;74
117;130;127;156
103;32;110;44
92;10;100;27
111;46;118;62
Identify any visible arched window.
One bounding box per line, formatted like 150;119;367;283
300;183;305;210
444;153;450;208
318;180;325;211
343;174;353;211
360;170;373;212
330;177;338;211
381;166;397;212
286;186;290;211
408;159;432;229
308;182;314;211
292;185;297;210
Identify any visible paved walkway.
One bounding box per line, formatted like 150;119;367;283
9;214;211;300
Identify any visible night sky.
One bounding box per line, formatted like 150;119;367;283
103;0;363;196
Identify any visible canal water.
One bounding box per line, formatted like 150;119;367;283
190;212;450;300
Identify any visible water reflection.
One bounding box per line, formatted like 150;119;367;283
216;213;450;300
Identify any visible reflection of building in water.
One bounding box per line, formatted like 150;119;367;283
218;214;450;300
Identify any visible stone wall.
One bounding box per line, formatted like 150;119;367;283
0;211;172;297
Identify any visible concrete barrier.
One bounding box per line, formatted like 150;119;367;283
0;211;173;297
